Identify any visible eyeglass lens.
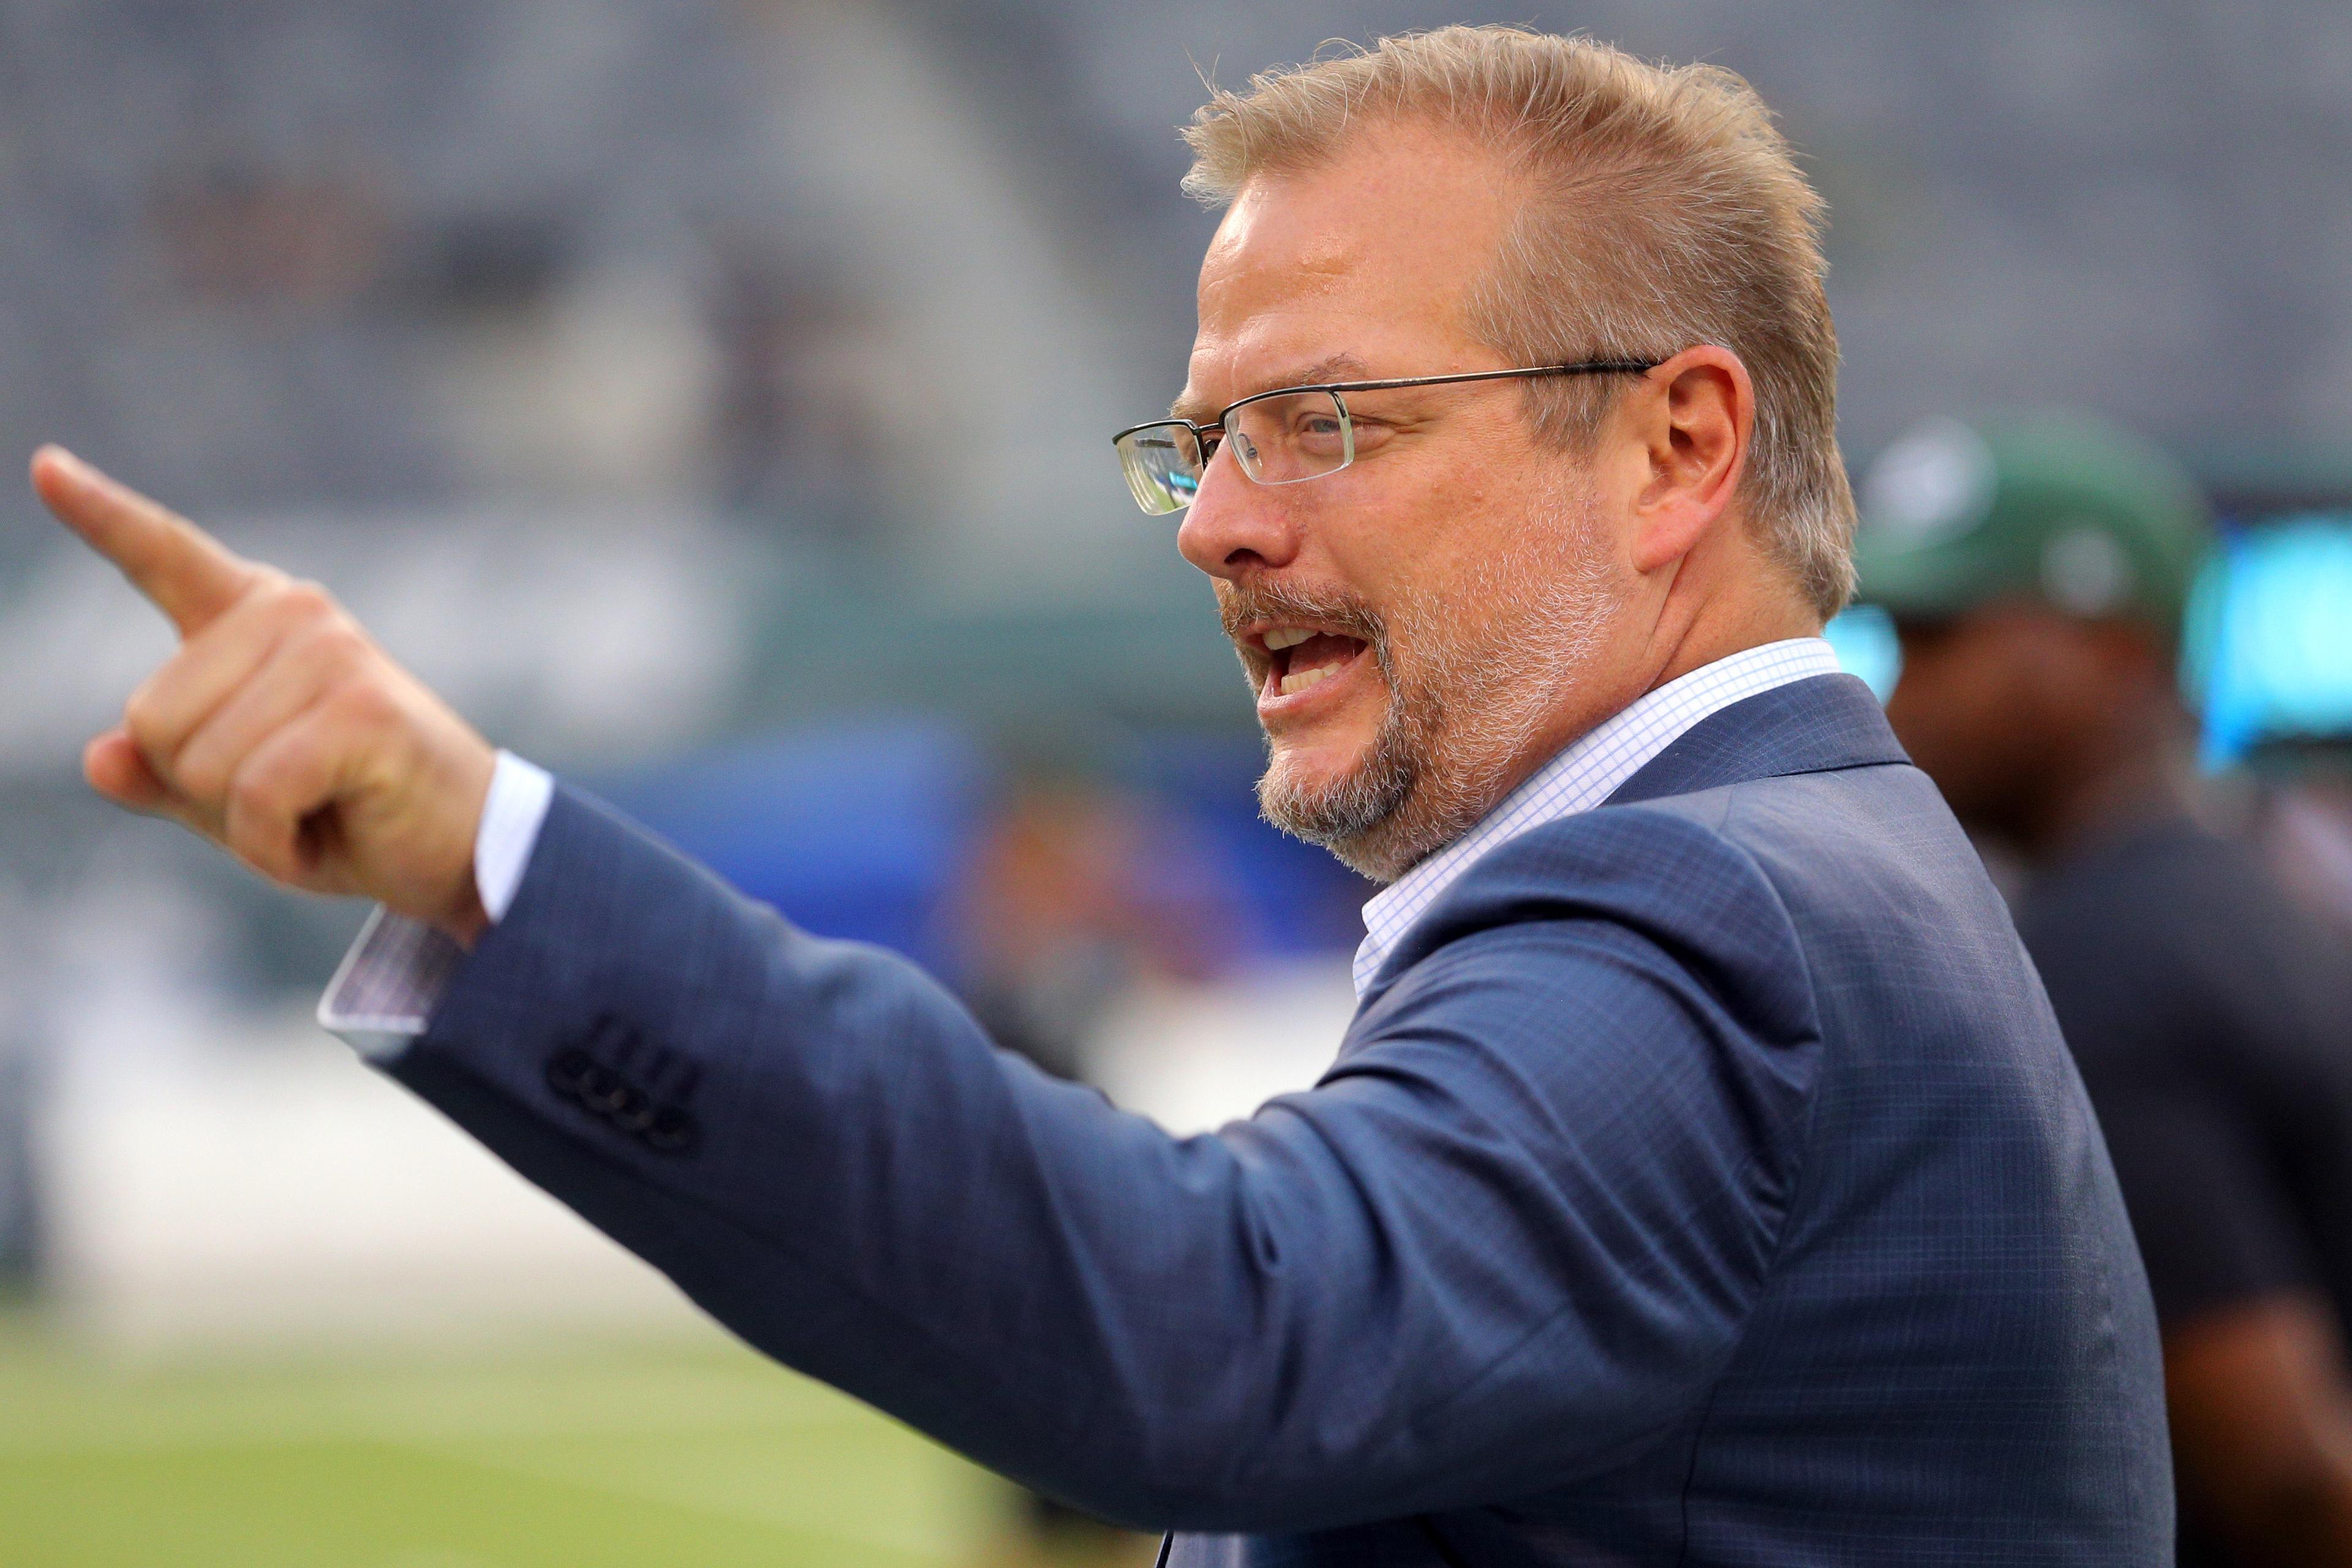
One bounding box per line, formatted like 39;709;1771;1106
1117;428;1202;515
1228;390;1352;487
1114;389;1352;514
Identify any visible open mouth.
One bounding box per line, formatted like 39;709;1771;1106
1259;625;1370;700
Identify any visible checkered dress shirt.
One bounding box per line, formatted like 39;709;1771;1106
1352;638;1844;997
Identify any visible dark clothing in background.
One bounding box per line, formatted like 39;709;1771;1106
2018;816;2352;1567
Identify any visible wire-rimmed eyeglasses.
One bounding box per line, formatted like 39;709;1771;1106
1110;360;1657;516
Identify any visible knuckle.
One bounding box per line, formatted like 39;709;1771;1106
236;564;293;603
331;671;401;728
176;748;230;803
273;578;338;621
312;644;363;686
211;566;290;628
254;578;351;643
225;764;284;825
121;685;164;743
293;619;371;678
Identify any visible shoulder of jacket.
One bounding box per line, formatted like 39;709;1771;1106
1354;788;1822;1046
1371;791;1792;982
1457;786;1760;896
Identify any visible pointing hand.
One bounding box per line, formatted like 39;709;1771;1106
32;446;497;942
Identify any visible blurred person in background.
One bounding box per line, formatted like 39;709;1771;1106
30;29;2173;1567
952;783;1230;1088
1863;413;2352;1566
951;780;1231;1565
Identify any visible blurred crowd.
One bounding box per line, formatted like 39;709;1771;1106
0;2;2350;1566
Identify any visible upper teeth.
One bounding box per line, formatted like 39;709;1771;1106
1264;627;1314;650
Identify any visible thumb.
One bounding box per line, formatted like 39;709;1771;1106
85;728;176;812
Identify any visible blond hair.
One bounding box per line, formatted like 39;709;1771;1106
1182;26;1856;616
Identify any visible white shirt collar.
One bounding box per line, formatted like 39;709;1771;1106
1352;637;1845;996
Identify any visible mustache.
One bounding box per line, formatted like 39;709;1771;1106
1216;578;1388;650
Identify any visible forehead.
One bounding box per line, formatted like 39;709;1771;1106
1186;121;1517;408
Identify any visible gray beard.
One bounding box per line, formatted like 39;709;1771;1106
1256;492;1617;883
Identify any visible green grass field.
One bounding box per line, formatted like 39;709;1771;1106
0;1311;1142;1568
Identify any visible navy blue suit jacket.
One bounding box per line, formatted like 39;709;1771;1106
385;673;2173;1564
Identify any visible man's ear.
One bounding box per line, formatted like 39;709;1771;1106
1625;345;1753;576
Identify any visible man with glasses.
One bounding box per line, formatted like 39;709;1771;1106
30;26;2168;1567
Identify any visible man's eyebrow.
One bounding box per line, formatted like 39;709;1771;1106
1169;353;1374;423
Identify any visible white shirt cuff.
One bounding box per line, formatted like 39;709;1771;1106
317;750;556;1058
477;751;556;924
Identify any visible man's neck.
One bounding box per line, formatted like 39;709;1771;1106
1646;592;1824;693
1355;574;1824;884
1470;593;1826;842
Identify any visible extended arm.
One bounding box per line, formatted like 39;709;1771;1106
389;789;1819;1531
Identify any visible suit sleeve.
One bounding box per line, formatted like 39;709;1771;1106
385;785;1823;1532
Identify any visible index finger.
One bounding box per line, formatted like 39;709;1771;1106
30;445;262;636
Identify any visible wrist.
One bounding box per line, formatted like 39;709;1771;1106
421;728;498;946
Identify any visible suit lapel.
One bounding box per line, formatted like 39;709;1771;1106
1351;674;1912;1006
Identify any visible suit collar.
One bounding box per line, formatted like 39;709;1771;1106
1352;671;1909;1007
1351;640;1845;997
1604;672;1909;807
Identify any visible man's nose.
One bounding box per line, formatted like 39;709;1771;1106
1175;453;1302;581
